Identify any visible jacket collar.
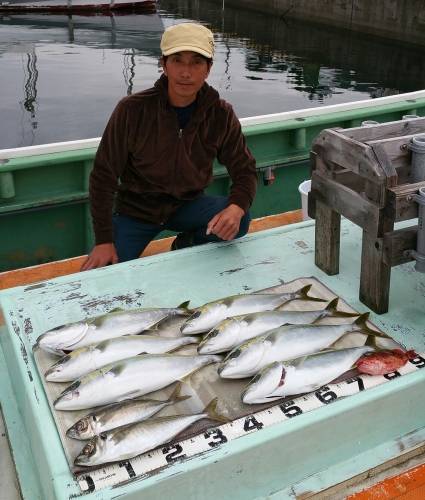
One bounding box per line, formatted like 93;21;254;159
154;74;220;122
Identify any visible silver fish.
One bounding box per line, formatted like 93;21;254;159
219;313;375;379
36;301;191;355
54;353;221;411
45;334;199;382
198;297;358;354
74;398;228;467
181;285;325;335
66;383;191;440
241;346;374;404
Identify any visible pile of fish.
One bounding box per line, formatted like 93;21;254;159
180;285;412;404
35;283;411;466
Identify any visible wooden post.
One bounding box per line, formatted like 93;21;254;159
314;199;341;275
359;232;392;313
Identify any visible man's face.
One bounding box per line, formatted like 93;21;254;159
162;51;211;107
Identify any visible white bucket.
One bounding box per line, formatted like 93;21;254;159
298;180;311;220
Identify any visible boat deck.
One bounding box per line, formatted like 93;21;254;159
0;215;424;499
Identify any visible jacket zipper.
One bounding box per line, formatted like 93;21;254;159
178;128;183;139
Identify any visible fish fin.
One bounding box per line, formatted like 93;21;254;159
177;300;191;312
353;313;386;337
325;297;339;311
178;374;193;385
300;284;327;303
167;382;191;404
365;334;379;348
202;398;230;424
320;298;360;320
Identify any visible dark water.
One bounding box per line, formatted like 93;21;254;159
1;0;425;149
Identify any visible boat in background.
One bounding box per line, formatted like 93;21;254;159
0;0;155;13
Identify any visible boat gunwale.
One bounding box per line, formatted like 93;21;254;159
1;90;424;161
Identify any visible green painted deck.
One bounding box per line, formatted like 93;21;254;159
0;219;424;499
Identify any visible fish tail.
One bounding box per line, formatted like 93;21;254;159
177;300;192;313
203;398;229;424
354;313;386;337
168;382;191;405
300;284;327;303
321;297;360;319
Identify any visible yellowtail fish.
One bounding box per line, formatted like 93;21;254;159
219;313;378;379
241;346;374;404
36;301;191;355
54;353;221;411
74;398;228;467
45;334;199;382
181;285;325;335
67;383;191;440
198;297;358;354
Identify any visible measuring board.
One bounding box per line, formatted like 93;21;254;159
77;354;425;493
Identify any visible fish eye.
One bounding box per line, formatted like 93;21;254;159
92;415;97;422
209;329;219;338
99;433;107;441
76;420;88;431
83;442;96;456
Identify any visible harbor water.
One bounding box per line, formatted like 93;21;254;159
1;0;425;149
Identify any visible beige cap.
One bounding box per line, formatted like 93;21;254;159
160;23;214;59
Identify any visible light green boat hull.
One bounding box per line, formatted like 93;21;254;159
1;91;425;271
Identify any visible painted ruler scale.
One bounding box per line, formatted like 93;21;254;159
77;354;425;493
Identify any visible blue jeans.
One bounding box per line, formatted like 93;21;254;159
113;195;251;262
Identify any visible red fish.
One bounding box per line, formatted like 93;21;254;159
356;349;417;376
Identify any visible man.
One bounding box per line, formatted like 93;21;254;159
81;22;257;270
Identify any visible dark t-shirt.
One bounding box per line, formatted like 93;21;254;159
172;100;197;129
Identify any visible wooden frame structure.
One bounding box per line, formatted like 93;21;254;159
309;117;425;313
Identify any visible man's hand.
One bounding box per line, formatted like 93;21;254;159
206;204;245;241
80;243;118;271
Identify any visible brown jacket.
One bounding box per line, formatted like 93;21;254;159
90;74;257;244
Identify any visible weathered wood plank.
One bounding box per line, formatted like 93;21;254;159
359;232;392;314
367;133;425;174
331;169;365;193
370;142;398;187
314;199;340;275
341;117;425;142
311;171;380;233
312;129;386;182
385;181;425;221
383;226;417;267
